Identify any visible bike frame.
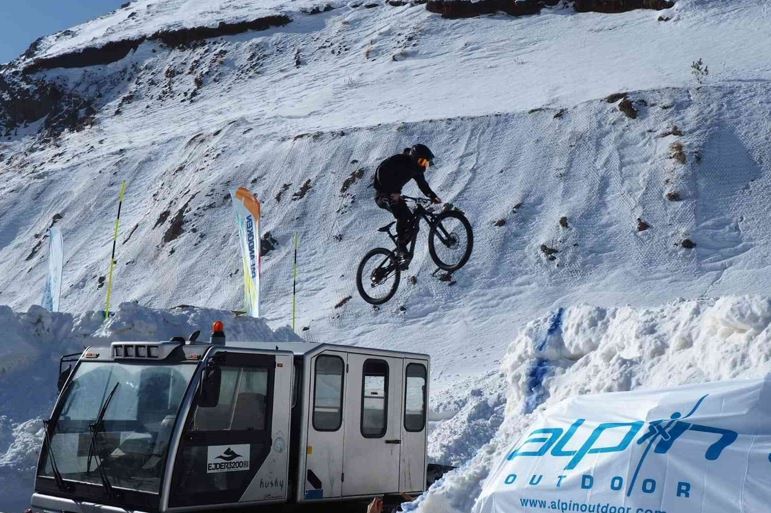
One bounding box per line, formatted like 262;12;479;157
382;198;440;259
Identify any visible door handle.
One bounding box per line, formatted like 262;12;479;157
385;439;401;444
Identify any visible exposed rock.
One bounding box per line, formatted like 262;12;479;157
162;194;197;244
334;296;353;309
605;92;628;103
341;168;365;194
438;272;454;282
559;216;569;228
123;223;139;245
666;191;682;202
494;218;507;227
25;239;44;261
681;238;696;249
574;0;675;13
637;218;650;231
292;179;313;200
0;72;95;137
154;210;171;229
618;98;638;119
540;244;559;260
163;209;185;244
426;0;541;19
26;15;292;71
275;183;291;203
261;231;278;255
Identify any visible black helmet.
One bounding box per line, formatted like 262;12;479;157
410;144;435;163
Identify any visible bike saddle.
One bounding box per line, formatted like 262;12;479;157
378;222;396;233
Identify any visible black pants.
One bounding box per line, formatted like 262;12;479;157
375;192;415;250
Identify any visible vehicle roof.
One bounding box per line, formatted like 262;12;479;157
85;340;430;360
217;341;430;360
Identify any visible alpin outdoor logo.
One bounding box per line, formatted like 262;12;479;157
503;394;739;500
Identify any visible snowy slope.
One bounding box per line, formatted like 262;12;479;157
0;303;300;511
0;0;770;510
1;83;769;392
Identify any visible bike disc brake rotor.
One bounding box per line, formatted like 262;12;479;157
433;218;467;265
443;232;459;249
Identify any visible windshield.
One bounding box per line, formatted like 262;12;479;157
41;361;197;494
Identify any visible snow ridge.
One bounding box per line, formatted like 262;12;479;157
414;296;771;512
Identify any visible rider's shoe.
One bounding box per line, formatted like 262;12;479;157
395;248;410;270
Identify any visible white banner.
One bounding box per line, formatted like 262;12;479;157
41;227;63;312
231;188;261;317
476;376;771;513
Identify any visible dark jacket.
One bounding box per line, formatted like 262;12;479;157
374;153;437;199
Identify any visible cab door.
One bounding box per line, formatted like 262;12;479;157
167;351;280;508
399;360;428;493
304;351;348;501
342;354;403;497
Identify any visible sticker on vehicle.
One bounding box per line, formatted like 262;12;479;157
207;444;251;473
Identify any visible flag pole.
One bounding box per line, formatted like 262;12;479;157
292;233;299;331
105;181;127;320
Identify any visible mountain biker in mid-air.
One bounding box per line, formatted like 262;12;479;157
374;144;442;267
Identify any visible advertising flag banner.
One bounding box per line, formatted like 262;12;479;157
232;188;261;317
42;227;63;312
476;376;771;513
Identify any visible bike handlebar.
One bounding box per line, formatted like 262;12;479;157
402;195;433;205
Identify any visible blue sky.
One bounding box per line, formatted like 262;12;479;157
0;1;126;63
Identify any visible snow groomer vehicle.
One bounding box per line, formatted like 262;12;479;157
30;322;431;512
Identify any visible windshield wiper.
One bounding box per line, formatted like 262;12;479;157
87;382;121;499
42;419;73;492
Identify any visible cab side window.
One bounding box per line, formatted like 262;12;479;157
192;367;269;432
404;364;427;432
313;356;345;431
361;359;389;438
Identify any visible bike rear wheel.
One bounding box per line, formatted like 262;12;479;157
428;211;474;271
356;248;401;305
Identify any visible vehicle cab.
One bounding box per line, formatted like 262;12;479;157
30;325;430;512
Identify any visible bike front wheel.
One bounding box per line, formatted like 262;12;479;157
428;211;474;271
356;248;401;305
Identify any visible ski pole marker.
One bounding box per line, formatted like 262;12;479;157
105;181;127;320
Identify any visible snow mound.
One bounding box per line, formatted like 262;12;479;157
0;303;300;511
413;295;771;513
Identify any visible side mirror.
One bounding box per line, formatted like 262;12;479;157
57;366;73;392
198;364;221;408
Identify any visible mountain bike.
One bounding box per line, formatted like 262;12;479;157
356;196;473;305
